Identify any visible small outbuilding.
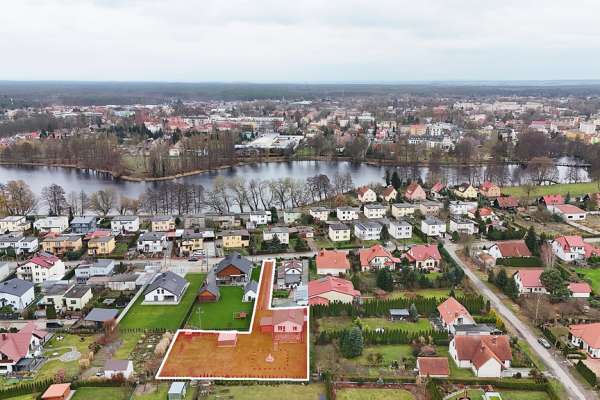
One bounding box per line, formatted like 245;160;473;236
389;308;410;321
217;331;238;347
168;382;187;400
41;383;71;400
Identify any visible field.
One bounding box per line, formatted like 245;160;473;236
575;268;600;293
447;390;549;400
513;215;582;238
186;286;254;330
71;386;131;400
577;214;600;231
388;288;464;299
119;273;205;330
206;384;324;399
317;316;432;333
336;388;414;400
503;182;599;198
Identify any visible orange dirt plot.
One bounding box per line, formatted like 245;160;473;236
156;259;309;381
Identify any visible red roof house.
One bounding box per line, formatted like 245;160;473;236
404;182;427;202
437;297;474;333
381;186;398;202
568;282;592;298
494;196;519;209
0;321;48;373
479;182;501;198
316;250;350;276
403;244;442;271
514;269;547;295
450;335;512;377
41;383;71;400
569;323;600;357
417;357;450;377
541;194;565;206
308;276;360;305
488;240;532;259
359;244;400;271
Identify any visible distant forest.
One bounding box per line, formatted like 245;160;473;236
3;81;600;106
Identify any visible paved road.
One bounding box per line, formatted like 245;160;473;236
444;241;595;400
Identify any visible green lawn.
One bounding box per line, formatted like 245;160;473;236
446;389;484;400
186;286;254;330
206;384;325;399
114;332;142;359
388;288;464;299
1;395;39;400
355;345;414;366
318;316;432;333
337;388;415;400
251;265;261;282
575;268;600;293
35;334;98;382
71;387;131;400
132;383;194;400
502;182;599;198
119;273;205;330
500;391;550;400
437;347;474;378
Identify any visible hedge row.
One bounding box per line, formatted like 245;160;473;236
576;360;597;386
496;256;543;267
323;328;448;346
0;378;53;400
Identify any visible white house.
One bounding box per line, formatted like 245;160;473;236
243;280;258;302
308;207;329;222
17;253;65;284
551;235;599;262
63;285;93;311
137;232;166;253
513;269;547;296
357;186;377;203
354;221;382;241
363;203;387;219
569;323;600;358
386;219;413;240
75;259;115;283
0;216;30;233
0;322;49;374
111;215;140;234
104;359;134;379
144;272;189;304
0;233;38;255
391;203;416;219
0;278;35;311
449;201;478;216
248;211;270;225
437;297;475;334
263;227;290;245
448;217;477;235
547;204;587;221
282;210;302;224
449;335;512;378
336;207;359;221
33;216;69;233
328;223;351;242
421;217;446;237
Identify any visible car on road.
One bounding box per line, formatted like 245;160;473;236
188;257;199;262
538;337;551;349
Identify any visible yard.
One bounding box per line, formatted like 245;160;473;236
119;273;205;330
576;267;600;293
114;332;142;359
317;316;433;333
336;388;414;400
186;286;254;330
206;384;325;399
502;182;599;198
388;288;464;299
131;382;195;400
71;386;131;400
513;215;582;238
35;334;98;382
576;214;600;231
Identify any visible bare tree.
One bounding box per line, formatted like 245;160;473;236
41;184;68;215
540;243;556;269
527;156;559;185
89;188;116;216
227;178;249;213
1;180;37;215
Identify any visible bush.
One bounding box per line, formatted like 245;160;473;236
576;360;597;386
496;257;543;267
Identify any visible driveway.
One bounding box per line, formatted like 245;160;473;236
444;241;596;400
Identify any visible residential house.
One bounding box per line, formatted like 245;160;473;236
359;244;400;271
0;216;30;233
363;203;387;219
0;233;38;255
386;219;413;240
214;252;253;285
336;207;359;221
295;226;314;239
429;182;446;200
454;184;478;200
467;207;496;222
404;182;427;202
0;278;34;311
277;259;303;289
381;186;397;202
404;244;442;271
479;182;501;198
33;216;69;234
282;210;302;224
328;223;351;242
547;204;587;221
75;259;115;283
540;194;564;207
357;186;377;203
488;240;532;259
180;229;215;257
437;297;475;334
248;210;271;226
569;282;592;298
449;201;478;215
41;235;83;256
70;216;97;234
449;335;512;377
40;284;71;312
218;230;250;249
551;235;600;262
144;272;189;304
569;323;600;358
103;359;134;379
449;217;477;235
316;249;350;276
308;276;360;305
88;235;116;256
417;357;450;378
197;273;220;303
63;285;93;311
421;217;446;237
494;196;519;210
243;280;258;302
354;221;382;241
259;308;305;343
0;322;48;374
391;203;416;219
151;216;176;232
263;227;290;245
137;232;166;253
111;215;140;234
419;200;442;215
308;207;329;222
17;253;65;283
514;269;547;295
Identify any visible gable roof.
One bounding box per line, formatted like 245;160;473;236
569;323;600;348
198;272;219;297
554;235;585;251
244;280;258;295
453;335;512;367
26;252;60;269
85;308;119;322
316;250;350;271
568;282;592;295
382;186;396;198
359;244;400;267
271;308;304;326
496;196;519;208
417;357;449;377
437;297;472;325
431;182;444;193
405;182;425;198
145;272;187;297
0;321;47;362
516;269;544;288
357;186;374;197
308;276;360;301
551;204;586;215
493;240;531;257
542;194;564;205
0;278;33;297
480;181;498;191
214;252;253;275
404;244;441;263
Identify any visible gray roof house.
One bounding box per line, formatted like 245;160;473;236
70;216;97;234
143;272;189;304
213;252;253;285
243;280;258;302
0;278;34;311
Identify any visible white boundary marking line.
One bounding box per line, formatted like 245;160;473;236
155;258;310;381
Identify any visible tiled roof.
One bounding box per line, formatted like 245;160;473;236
316;250;350;271
437;297;472;325
404;244;441;263
493;240;531;257
570;323;600;348
417;357;449;377
308;276;360;300
359;244;400;267
516;269;544;288
453;335;512;367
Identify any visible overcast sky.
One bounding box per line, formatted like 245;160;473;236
2;0;600;82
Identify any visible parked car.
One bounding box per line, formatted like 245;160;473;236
538;337;551;349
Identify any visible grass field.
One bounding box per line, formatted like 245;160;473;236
318;317;432;333
131;383;195;400
336;388;414;400
502;182;598;198
36;334;97;382
186;286;254;330
388;288;464;299
71;387;131;400
500;391;550;400
207;384;324;399
576;268;600;293
119;273;205;330
114;332;142;359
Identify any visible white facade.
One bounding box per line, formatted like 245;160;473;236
387;220;413;239
547;205;587;221
358;188;377;203
449;340;504;378
421;219;446;237
363;204;387;219
449;201;477;216
449;219;477;235
336;207;359;221
391;204;416;219
514;272;548;295
104;361;134;379
263;228;290;245
552;239;585;262
282;211;302;224
0;284;34;311
33;216;69;233
0;216;30;233
17;259;66;284
137;232;166;253
354;222;382;241
111;216;140;234
249;211;270;225
570;332;600;358
328;225;351;242
308;208;329;222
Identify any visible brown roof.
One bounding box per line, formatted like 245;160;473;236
42;383;70;399
494;240;531;258
437;297;472;325
316;250;350;271
417;357;449;377
453;335;512;367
